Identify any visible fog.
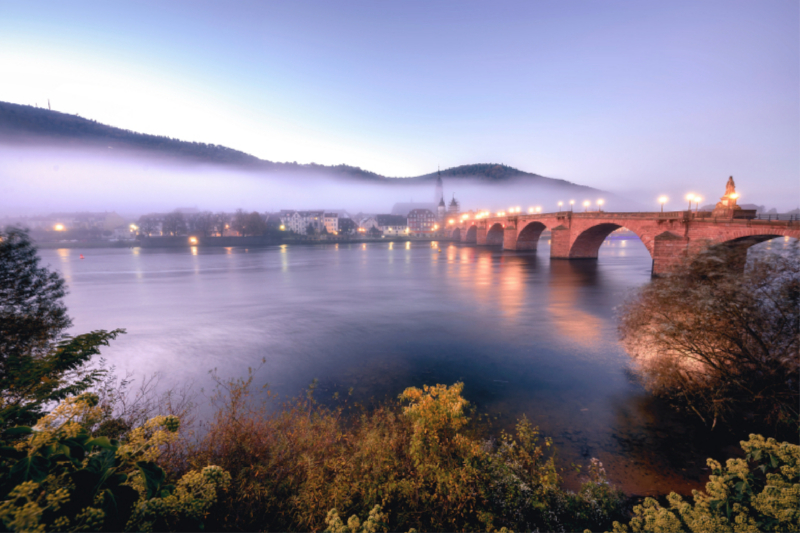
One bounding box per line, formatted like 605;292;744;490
0;143;640;218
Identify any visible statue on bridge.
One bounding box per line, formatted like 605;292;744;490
713;175;741;217
724;176;736;197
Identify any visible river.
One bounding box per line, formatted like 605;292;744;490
41;237;780;495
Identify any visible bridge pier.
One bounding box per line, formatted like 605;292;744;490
651;231;689;276
476;227;488;245
503;226;518;250
549;225;572;259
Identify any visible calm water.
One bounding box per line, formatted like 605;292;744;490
40;238;765;495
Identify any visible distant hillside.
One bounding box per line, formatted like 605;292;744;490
0;100;580;188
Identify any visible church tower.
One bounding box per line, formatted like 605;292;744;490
434;168;444;206
448;194;460;216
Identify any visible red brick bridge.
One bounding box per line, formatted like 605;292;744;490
447;211;799;275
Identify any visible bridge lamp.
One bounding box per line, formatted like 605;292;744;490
448;219;454;224
686;193;695;210
558;201;563;212
658;196;668;212
569;200;575;211
583;200;590;212
597;199;604;212
54;223;65;231
188;236;198;245
694;196;702;212
729;192;739;201
536;206;542;213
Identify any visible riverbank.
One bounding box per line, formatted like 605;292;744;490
35;234;456;249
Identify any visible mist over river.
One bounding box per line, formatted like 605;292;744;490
39;238;756;496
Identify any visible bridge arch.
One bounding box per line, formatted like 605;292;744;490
516;221;548;251
451;227;461;241
569;222;654;260
485;223;504;246
465;225;477;243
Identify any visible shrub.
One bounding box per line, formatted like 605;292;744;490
618;244;799;433
611;434;800;533
0;394;229;532
178;375;627;532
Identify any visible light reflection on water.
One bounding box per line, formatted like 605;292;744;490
37;237;792;496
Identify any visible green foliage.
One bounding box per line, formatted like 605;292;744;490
0;228;123;429
0;394;229;532
611;435;800;533
325;505;388;533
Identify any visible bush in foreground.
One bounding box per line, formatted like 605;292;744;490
619;244;799;434
178;376;627;532
612;434;799;533
0;394;229;532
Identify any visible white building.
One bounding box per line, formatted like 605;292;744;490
279;210;327;235
323;213;339;234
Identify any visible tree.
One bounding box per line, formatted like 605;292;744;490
192;211;214;237
243;212;267;237
231;209;248;236
0;228;122;429
618;244;799;433
306;223;316;236
136;215;158;237
320;225;329;235
368;226;381;237
214;212;229;237
161;212;187;236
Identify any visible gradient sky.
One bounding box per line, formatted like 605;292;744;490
1;1;798;209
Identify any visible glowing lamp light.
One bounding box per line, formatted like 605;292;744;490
686;193;695;210
536;206;542;213
583;201;590;211
528;207;535;213
54;224;65;231
658;196;668;212
188;236;198;245
597;199;604;212
129;224;138;230
279;224;285;230
729;193;739;200
448;219;454;224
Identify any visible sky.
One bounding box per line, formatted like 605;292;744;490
1;0;798;211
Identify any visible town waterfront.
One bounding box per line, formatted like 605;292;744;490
39;238;765;496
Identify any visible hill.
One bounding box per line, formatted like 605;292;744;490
0;101;587;187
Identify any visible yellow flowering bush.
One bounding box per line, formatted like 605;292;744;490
0;394;229;532
612;434;799;533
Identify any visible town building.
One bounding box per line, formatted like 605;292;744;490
279;210;326;234
323;213;339;234
376;215;408;236
407;208;437;235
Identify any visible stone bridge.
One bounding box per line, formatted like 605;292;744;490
447;211;799;275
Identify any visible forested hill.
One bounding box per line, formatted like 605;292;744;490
0;101;574;186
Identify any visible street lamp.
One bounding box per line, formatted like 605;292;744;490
558;201;563;212
535;206;542;213
686;193;695;210
569;200;575;212
694;196;702;212
658;196;668;212
583;200;590;212
597;199;604;212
